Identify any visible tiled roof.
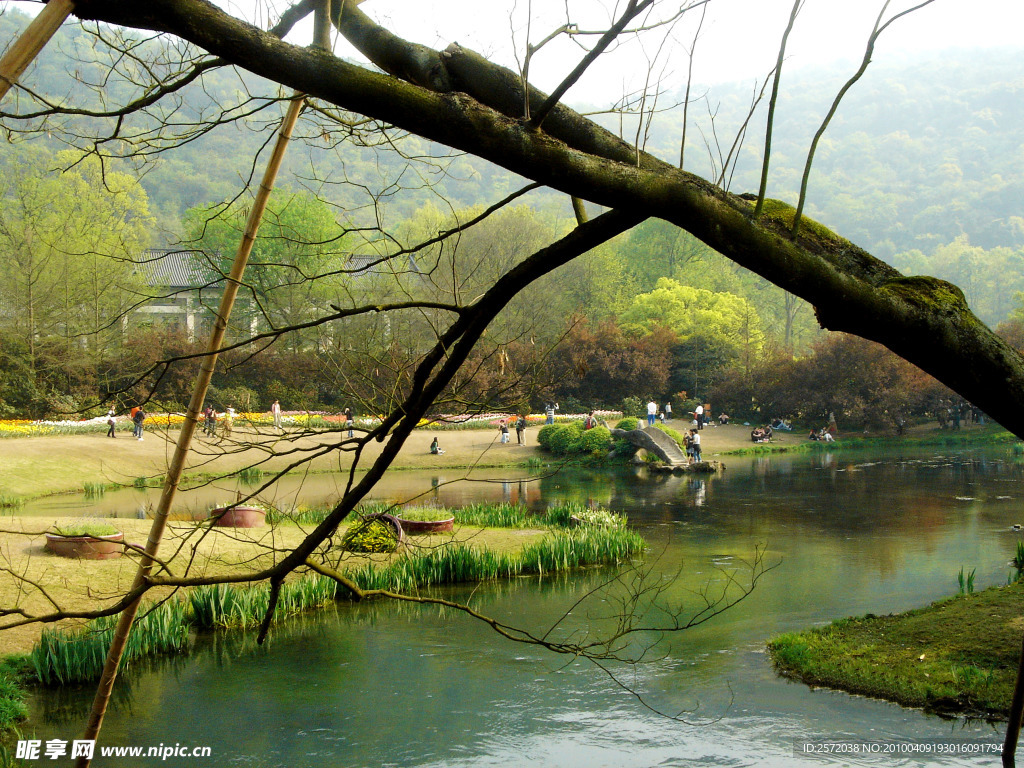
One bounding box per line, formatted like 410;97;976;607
140;249;215;289
347;253;421;275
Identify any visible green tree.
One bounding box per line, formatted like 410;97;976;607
0;146;152;395
185;190;349;349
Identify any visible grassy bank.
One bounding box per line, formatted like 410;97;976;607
721;424;1017;456
2;502;644;737
768;582;1024;719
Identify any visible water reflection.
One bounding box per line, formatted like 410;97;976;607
25;447;1023;767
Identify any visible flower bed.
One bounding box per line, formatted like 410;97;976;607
0;410;623;437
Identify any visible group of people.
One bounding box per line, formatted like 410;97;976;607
498;414;528;444
645;401;675;426
104;406;146;440
808;427;835;442
751;424;774;443
683;428;703;463
201;404;235;437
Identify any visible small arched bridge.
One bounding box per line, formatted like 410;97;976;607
609;425;689;466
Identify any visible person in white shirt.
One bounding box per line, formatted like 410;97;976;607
646;400;657;426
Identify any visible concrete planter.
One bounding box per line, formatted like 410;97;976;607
394;516;455;535
45;532;125;560
211;505;266;528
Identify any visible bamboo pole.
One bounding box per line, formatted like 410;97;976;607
1003;631;1024;767
74;92;305;768
0;0;74;102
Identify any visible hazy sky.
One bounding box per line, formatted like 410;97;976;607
5;0;1023;104
211;0;1024;104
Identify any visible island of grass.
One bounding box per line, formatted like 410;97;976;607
768;581;1024;719
0;501;645;741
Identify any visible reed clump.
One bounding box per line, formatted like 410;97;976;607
82;482;106;499
30;601;190;686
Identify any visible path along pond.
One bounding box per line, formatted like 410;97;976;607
24;446;1024;767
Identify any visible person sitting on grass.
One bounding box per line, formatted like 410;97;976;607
430;436;445;455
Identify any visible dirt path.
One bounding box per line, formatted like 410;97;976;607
0;420;790;500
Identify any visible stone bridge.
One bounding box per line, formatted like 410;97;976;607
609;424;689;466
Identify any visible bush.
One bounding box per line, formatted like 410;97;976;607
538;422;611;456
340;517;399;553
538;423;579;455
577;425;612;453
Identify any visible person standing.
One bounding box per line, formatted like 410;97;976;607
106;408;116;438
515;414;526;444
664;402;672;421
691;428;702;463
222;405;235;437
499;419;510;443
545;402;558;425
344;406;354;438
694;403;704;430
271;399;282;431
132;406;146;441
647;400;657;426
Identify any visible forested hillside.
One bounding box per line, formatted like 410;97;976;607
3;10;1022;262
1;8;1022;425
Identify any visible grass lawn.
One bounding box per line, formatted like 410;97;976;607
769;582;1024;719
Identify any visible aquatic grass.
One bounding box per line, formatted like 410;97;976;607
1013;540;1024;574
451;503;536;529
30;600;190;686
132;476;149;489
343;527;645;594
188;576;340;631
82;482;106;499
0;657;29;735
0;494;24;510
957;566;976;595
265;504;334;525
237;466;263;485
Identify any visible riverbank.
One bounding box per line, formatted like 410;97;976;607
0;501;645;743
768;582;1024;719
0;514;551;656
0;418;1013;505
0;420;809;503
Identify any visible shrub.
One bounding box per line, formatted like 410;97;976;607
577;425;612;453
340;517;399;553
538;423;578;455
538;422;611;456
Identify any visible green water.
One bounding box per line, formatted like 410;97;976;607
26;448;1024;766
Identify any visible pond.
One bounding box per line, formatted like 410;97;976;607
25;447;1024;766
